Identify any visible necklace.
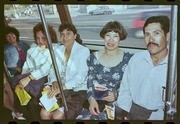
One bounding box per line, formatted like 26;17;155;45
61;60;67;84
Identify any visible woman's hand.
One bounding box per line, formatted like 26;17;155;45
89;97;100;115
103;91;117;102
18;76;31;89
48;81;60;98
51;81;59;91
48;81;66;98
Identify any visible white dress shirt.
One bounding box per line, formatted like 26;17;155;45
47;41;90;91
22;45;52;80
116;50;168;120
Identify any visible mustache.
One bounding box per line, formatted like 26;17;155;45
147;42;159;47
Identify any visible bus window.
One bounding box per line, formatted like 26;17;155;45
5;4;171;53
4;4;61;46
4;4;177;120
68;5;171;53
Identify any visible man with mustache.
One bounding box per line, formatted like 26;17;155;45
115;16;170;120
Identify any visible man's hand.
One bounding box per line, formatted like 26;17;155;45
18;76;31;89
103;91;117;102
89;97;100;115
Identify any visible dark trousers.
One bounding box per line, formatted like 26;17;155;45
64;90;87;119
115;102;157;120
127;102;157;120
115;106;128;120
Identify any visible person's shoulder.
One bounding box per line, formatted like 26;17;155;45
130;50;148;62
52;43;64;56
123;52;134;63
87;52;96;63
19;40;27;44
89;51;98;59
27;45;39;52
76;41;89;50
19;40;29;46
124;52;134;58
133;50;148;57
90;51;97;56
52;43;62;49
4;43;12;48
76;43;90;54
4;43;15;50
30;42;37;48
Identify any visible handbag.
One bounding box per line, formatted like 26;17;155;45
93;89;108;100
15;86;31;106
11;73;47;98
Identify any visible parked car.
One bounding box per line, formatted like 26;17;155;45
21;9;34;16
89;6;114;15
130;9;171;38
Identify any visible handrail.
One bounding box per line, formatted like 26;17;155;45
164;5;177;120
37;5;68;112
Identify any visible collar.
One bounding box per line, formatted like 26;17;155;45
38;45;46;51
143;50;168;66
61;40;79;55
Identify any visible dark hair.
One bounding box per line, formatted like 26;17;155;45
100;21;127;40
33;22;57;43
4;26;20;42
143;16;170;35
58;22;82;44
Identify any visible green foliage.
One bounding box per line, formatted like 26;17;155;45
4;5;12;10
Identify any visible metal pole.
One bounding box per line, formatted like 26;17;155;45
4;61;12;80
37;4;68;111
4;62;12;78
164;5;177;120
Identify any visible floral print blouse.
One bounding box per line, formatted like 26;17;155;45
87;52;133;99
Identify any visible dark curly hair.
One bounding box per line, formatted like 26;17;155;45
143;16;170;35
4;26;20;42
33;22;57;43
100;21;127;40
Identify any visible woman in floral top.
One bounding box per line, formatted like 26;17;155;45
76;21;133;120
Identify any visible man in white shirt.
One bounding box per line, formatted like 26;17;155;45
116;16;170;120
